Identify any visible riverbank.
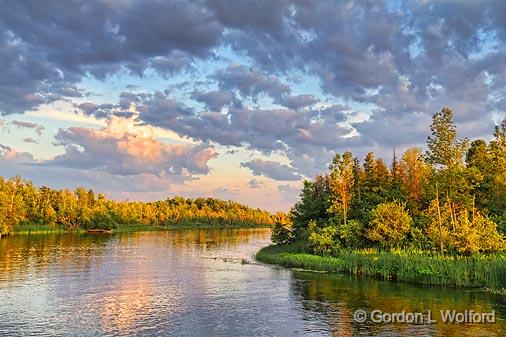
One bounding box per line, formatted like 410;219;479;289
10;222;270;235
256;243;506;294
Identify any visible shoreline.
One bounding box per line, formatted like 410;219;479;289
8;223;271;235
256;243;506;294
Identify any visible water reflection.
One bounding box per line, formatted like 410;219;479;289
290;271;506;337
0;229;504;337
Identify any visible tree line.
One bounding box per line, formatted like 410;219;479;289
0;180;283;236
274;108;506;255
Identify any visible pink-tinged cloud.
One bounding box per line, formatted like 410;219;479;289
45;117;217;177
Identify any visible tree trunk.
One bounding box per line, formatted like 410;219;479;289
436;183;443;254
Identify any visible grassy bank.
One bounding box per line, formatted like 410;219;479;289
256;243;506;293
11;222;269;235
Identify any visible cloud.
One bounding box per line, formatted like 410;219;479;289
45;117;217;177
276;94;318;110
22;137;38;144
241;159;301;181
0;143;35;164
11;120;45;136
0;151;175;195
2;118;198;200
277;184;300;204
191;90;239;111
1;0;506;188
149;51;193;77
0;0;223;114
214;64;290;100
248;179;264;189
2;0;506;124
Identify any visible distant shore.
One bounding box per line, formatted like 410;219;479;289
9;222;270;235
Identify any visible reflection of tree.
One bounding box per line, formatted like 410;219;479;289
0;233;112;284
289;271;506;337
162;228;268;248
0;228;272;335
0;229;270;285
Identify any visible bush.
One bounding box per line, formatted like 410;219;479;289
308;225;340;255
85;212;118;230
271;222;294;245
338;219;364;249
367;201;413;249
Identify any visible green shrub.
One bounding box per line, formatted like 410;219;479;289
271;222;294;245
367;201;412;249
308;225;340;255
338;219;364;249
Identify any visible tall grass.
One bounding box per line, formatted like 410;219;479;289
256;244;506;293
11;221;265;235
12;223;69;234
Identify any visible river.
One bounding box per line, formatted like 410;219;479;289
0;228;504;336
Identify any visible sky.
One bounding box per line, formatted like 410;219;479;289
0;0;505;212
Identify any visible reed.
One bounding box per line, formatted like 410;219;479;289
256;244;506;293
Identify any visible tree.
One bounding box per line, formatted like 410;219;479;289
424;196;452;253
426;107;468;168
290;175;331;240
424;197;505;254
452;210;504;255
337;219;364;249
271;222;293;245
399;148;430;213
488;118;506;219
329;152;355;226
366;201;413;249
308;222;339;255
0;177;25;236
466;140;493;210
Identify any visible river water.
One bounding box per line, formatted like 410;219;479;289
0;228;504;336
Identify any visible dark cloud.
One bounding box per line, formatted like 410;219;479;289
22;137;38;144
0;0;223;114
2;0;506;119
11;120;45;136
248;179;264;189
1;0;505;180
214;64;290;100
191;90;239;111
149;51;193;77
241;159;301;181
76;102;118;118
135;91;194;128
277;184;300;204
276;94;318;110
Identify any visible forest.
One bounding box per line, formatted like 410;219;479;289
0;180;281;236
272;108;506;256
